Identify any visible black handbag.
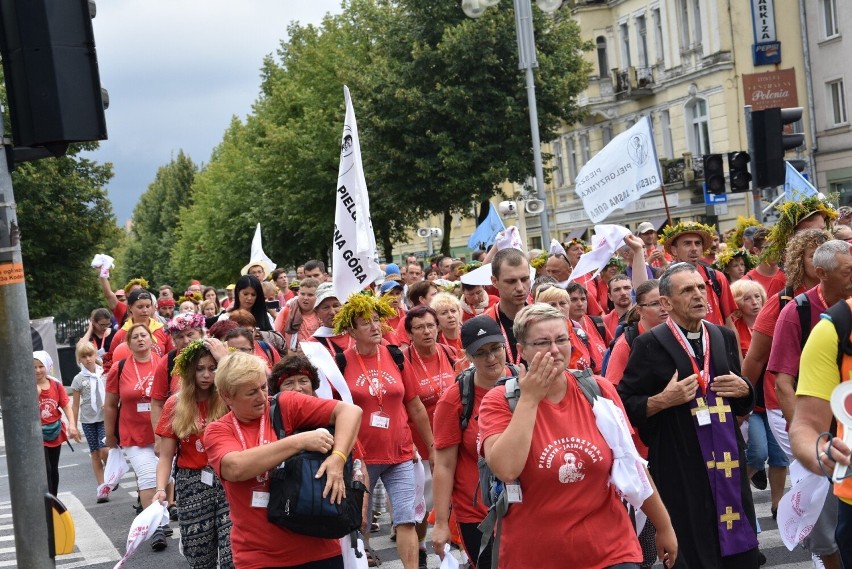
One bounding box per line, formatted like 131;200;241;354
266;393;366;539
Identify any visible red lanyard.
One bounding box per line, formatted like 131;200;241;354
666;318;710;394
493;312;522;365
412;347;448;397
231;412;268;483
355;349;384;410
132;358;152;398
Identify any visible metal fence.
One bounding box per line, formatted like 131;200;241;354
54;316;89;346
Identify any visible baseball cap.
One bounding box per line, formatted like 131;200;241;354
461;315;505;354
314;282;338;309
127;288;153;306
379;280;403;295
636;221;655;234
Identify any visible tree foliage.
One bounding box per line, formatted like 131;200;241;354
167;0;591;273
14;144;120;319
118;150;197;288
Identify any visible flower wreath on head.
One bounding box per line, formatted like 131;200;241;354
455;262;482;277
564;238;591;253
123;277;150;292
332;292;396;336
178;291;203;305
172;339;210;380
726;216;762;250
763;194;839;263
166;312;206;334
713;248;758;273
657;221;716;248
604;256;627;273
530;251;549;271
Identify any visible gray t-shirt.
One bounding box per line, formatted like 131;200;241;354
69;370;104;424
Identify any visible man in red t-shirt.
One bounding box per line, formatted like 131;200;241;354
659;222;736;328
602;274;633;343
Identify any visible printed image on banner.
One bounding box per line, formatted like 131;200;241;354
332;86;383;302
573;116;662;223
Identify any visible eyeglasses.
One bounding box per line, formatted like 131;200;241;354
410;323;438;332
638;301;662;308
472;344;504;360
525;337;571;350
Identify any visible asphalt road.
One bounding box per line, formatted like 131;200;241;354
0;418;819;569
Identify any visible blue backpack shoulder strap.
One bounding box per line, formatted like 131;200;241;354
268;393;286;439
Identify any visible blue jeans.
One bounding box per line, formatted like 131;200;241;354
837;499;852;568
745;412;789;470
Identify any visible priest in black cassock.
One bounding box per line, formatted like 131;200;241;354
618;261;759;569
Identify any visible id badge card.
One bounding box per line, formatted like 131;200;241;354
505;480;523;504
200;468;214;487
251;484;269;508
370;411;390;429
137;401;151;413
696;408;711;426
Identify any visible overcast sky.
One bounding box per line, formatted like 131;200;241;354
84;1;344;224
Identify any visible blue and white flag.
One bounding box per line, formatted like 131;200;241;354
784;161;817;201
467;202;505;250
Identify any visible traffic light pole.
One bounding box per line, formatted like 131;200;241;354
744;105;762;220
0;114;55;568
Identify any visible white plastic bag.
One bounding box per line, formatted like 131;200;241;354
439;544;460;569
113;501;169;568
90;253;115;279
341;535;369;569
413;456;426;523
97;448;129;500
778;460;831;551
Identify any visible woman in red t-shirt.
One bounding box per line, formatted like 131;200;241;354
333;295;435;569
205;352;362;569
730;279;766;359
104;323;168;551
431;293;463;353
153;340;232;567
478;304;678;569
432;316;512;568
106;289;174;371
35;351;80;496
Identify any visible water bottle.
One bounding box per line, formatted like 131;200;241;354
353;459;365;484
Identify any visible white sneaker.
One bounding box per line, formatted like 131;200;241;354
813;554;826;569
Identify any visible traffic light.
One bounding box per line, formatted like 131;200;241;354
703;154;726;195
751;107;804;188
0;0;108;156
728;152;752;192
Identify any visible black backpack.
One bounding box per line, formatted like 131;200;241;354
600;322;641;376
266;392;367;539
457;363;520;432
475;368;602;569
335;344;405;375
698;261;723;298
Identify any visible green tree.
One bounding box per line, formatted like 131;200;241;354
14;143;120;319
119;150;197;288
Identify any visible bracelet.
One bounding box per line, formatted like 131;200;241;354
155;488;166;493
331;450;348;463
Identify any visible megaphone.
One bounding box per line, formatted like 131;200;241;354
417;228;430;238
430;228;443;239
525;199;545;214
830;381;852;483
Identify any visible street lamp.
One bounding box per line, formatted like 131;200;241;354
462;0;560;245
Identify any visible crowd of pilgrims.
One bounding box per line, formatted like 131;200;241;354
33;199;852;569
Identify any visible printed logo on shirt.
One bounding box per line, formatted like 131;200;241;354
355;370;398;397
195;439;205;453
134;373;154;397
40;399;59;420
538;436;604;485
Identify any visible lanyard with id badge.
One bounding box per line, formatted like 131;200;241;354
132;359;153;413
232;413;271;508
666;319;712;426
355;351;390;430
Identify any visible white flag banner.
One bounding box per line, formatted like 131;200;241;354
249;224;276;271
574;116;662;223
300;341;354;404
568;224;631;283
548;239;567;256
332;86;383;301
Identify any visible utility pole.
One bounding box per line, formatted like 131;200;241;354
0;113;54;567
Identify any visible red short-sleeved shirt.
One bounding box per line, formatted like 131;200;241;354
752;290;801;411
568;322;594;372
403;345;456;458
745;268;786;298
733;317;753;359
112;301;127;324
107;322;174;371
767;285;826;378
579;315;607;372
155;396;209;470
698;264;737;326
205;393;340;569
305;333;352;357
151;351;180;402
604;323;647;387
341;345;417;464
40;379;69;448
478;374;642;568
461;295;499;322
433;379;500;523
106;356;159;447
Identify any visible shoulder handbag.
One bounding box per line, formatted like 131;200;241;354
266;393;366;538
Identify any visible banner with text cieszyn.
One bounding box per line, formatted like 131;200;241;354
332;86;383;301
574;116;662;223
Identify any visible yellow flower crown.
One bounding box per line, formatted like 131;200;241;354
178;291;203;305
332;292;395;335
530;251;548;270
763;195;838;262
564;238;591;253
725;216;761;249
713;248;758;272
658;221;716;247
172;340;209;379
605;256;627;272
124;277;150;292
455;262;482;276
